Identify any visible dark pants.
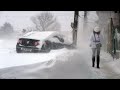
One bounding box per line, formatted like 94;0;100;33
92;47;101;68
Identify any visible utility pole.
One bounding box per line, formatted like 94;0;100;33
72;11;79;47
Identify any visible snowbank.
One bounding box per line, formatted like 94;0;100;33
0;48;72;69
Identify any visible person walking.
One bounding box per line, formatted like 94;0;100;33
90;26;103;69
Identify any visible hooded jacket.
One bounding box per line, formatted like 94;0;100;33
90;32;103;48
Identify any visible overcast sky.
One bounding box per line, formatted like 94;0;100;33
0;11;74;31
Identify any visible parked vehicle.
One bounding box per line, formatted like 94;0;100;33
16;31;72;53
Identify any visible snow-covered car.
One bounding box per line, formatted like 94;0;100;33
16;31;72;53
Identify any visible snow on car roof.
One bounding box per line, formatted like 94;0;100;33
22;31;58;40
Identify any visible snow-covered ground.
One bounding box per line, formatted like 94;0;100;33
0;39;74;69
0;40;3;48
1;38;120;79
0;48;72;69
1;37;120;79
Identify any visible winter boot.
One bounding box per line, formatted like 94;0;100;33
92;56;95;67
97;55;100;69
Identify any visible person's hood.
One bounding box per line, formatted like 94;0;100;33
94;26;100;32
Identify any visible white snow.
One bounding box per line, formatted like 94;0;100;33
0;40;3;48
0;48;70;69
22;31;57;40
0;39;71;69
1;37;120;78
21;31;72;45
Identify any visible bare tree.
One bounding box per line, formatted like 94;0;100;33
31;11;61;31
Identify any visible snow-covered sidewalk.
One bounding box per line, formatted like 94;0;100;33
76;45;120;79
